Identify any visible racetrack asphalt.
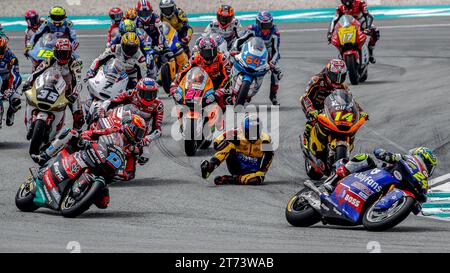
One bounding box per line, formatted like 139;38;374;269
1;17;450;253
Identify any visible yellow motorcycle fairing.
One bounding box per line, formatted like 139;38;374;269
338;25;357;45
25;85;69;112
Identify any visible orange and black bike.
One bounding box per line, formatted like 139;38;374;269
301;89;368;180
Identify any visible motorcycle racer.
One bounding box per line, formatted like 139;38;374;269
31;114;147;208
22;38;84;131
135;0;168;51
106;7;124;47
26;6;79;59
124;7;138;23
86;32;147;89
24;10;45;51
159;0;193;56
0;37;22;128
322;147;438;194
171;37;231;110
328;0;380;63
200;114;274;185
205;5;241;50
232;11;283;105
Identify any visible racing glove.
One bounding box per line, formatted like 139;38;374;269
306;109;319;121
85;69;95;81
360;111;369;120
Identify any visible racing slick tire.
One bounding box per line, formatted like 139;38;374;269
345;55;359;85
29;119;47;156
60;180;104;218
335;145;348;162
235;80;251;106
360;69;368;83
362;196;415;231
15;182;39;212
286;188;321;227
160;63;172;94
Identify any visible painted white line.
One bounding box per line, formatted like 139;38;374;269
429;173;450;188
6;23;450;40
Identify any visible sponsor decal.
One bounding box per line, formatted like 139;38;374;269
53;162;65;182
394;170;402;181
354;172;383;192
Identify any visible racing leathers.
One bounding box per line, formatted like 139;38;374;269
23;56;84;131
205;18;241;50
328;0;379;63
106;21;121;48
108;29;157;78
136;13;168;50
87;44;147;89
201;129;274;185
101;90;164;179
299;70;349;146
0;24;8;40
160;7;193;55
233;24;283;105
0;48;22;128
27;20;79;59
25;19;45;50
172;52;231;110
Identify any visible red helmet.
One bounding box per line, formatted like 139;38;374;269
136;77;158;106
25;10;40;29
136;0;153;24
0;37;8;59
217;5;234;29
325;59;347;88
109;7;123;24
198;37;218;64
54;38;72;64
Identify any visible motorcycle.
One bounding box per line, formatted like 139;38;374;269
24;68;70;156
27;33;57;71
301;89;367;180
85;58;128;125
15;140;125;218
330;15;371;85
286;155;429;231
172;66;220;156
230;37;271;106
157;22;189;94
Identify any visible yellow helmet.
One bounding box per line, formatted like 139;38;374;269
49;6;67;26
121;32;140;57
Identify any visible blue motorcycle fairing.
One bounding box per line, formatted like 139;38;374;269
373;188;408;210
232;58;268;78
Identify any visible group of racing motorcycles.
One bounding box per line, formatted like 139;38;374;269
0;0;439;231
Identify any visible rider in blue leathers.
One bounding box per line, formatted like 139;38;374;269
232;11;283;105
135;0;168;52
0;37;22;128
25;6;79;59
109;19;157;78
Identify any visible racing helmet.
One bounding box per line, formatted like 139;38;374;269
54;38;72;65
198;37;218;64
136;77;159;106
119;19;137;35
242;114;263;143
325;59;348;88
109;7;123;24
341;0;355;8
125;7;138;22
256;11;274;35
121;32;140;58
409;147;438;177
217;5;235;28
49;6;67;27
122;114;147;144
136;0;153;24
0;37;7;59
25;10;40;28
159;0;176;18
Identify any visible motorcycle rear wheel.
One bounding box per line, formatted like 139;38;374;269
15;182;39;212
29;119;47;156
345;55;359;85
285;188;321;227
60;181;104;218
362;196;415;231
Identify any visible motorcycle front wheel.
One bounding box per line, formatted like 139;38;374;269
160;63;172;94
362;196;415;231
15;182;39;212
235;80;252;106
345;54;359;85
285;187;321;227
29;119;47;156
60;181;104;218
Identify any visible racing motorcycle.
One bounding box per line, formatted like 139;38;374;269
26;33;56;71
330;15;371;85
286;155;429;231
15;140;125;218
230;37;271;106
172;67;220;156
85;58;128;125
301;89;367;180
24;68;70;156
157;22;189;94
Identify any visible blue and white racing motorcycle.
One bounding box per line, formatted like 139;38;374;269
286;155;429;231
230;37;271;106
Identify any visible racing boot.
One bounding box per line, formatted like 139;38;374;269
368;46;376;64
201;158;220;179
269;84;280;106
6;97;21;126
214;175;239;185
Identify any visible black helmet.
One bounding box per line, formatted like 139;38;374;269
242;114;262;143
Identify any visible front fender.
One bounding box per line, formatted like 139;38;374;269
373;188;415;210
343;50;360;64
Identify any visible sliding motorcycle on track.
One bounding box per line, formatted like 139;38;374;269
301;89;367;180
15;141;125;218
286;155;429;231
230;37;271;106
172;67;220;156
330;15;371;85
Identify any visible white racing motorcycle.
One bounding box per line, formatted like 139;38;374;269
85;58;128;125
